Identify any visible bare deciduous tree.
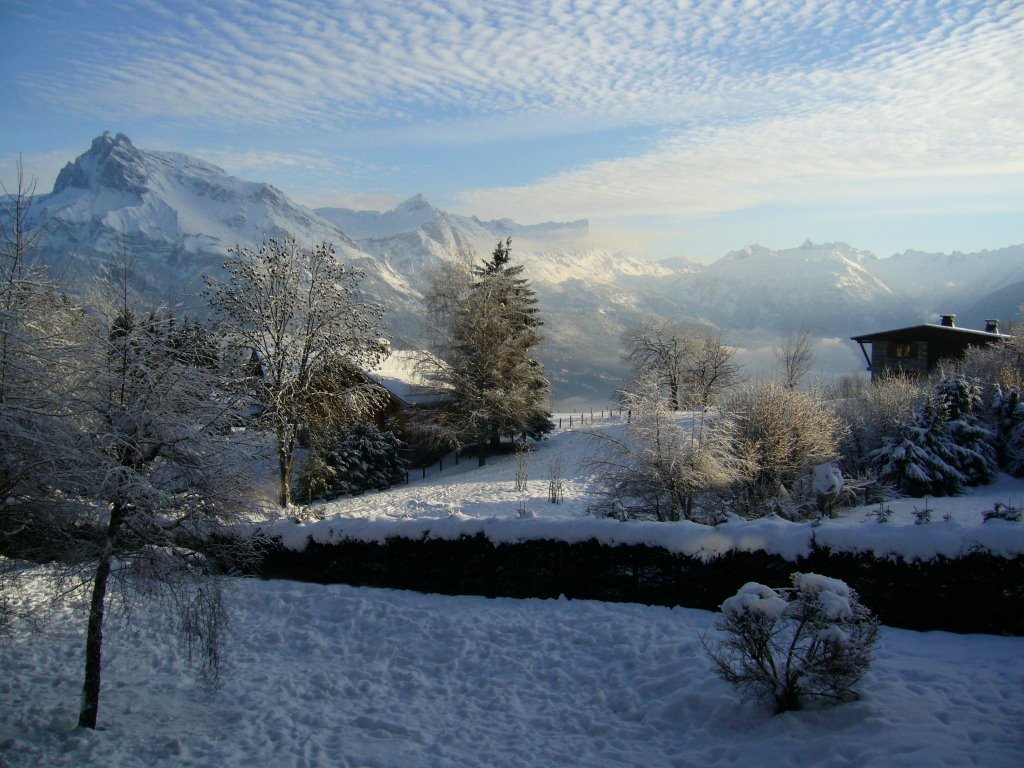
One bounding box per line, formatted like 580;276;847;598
590;372;748;522
206;238;387;507
775;329;814;390
623;320;741;410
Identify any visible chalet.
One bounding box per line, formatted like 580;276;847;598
851;314;1010;379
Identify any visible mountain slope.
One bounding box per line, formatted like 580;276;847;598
33;132;362;298
22;133;1024;405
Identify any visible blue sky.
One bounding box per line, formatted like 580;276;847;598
1;0;1021;262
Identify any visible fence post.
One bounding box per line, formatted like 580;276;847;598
569;415;573;428
422;465;426;479
439;456;443;472
559;417;562;429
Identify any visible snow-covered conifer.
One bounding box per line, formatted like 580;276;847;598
413;238;552;466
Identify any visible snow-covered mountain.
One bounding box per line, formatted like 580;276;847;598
678;241;908;335
32;132;368;300
23;134;1024;404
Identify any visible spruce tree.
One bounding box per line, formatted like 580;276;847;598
936;377;997;486
415;238;553;465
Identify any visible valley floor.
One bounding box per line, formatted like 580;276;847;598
2;575;1022;767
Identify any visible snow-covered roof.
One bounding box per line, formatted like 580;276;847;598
368;349;444;406
851;323;1011;343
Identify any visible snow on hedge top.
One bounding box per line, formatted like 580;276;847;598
263;416;1024;563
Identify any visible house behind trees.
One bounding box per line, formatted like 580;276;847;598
852;314;1010;380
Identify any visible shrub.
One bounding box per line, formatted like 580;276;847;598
992;386;1024;476
835;373;925;475
298;420;407;501
724;382;844;519
703;573;879;714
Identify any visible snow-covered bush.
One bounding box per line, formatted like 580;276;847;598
981;501;1022;523
871;377;998;497
589;373;747;522
703;573;879;714
723;382;844;519
299;420;407;501
834;373;925;475
936;377;998;486
870;396;967;496
992;386;1024;476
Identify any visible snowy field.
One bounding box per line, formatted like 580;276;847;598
2;575;1023;768
4;416;1024;767
276;415;1024;563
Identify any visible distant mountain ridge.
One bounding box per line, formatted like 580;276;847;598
22;133;1024;404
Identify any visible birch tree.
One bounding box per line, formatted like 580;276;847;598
206;238;387;507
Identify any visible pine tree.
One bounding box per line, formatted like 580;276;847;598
935;377;997;486
871;396;966;496
299;420;407;500
993;386;1024;476
415;238;552;465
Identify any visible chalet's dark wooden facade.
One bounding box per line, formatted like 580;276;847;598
851;315;1009;379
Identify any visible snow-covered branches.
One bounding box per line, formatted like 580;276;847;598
703;573;879;714
590;373;747;522
724;381;844;518
206;238;387;507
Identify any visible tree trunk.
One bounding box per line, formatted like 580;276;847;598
78;551;112;729
78;501;126;729
277;426;293;508
477;430;488;467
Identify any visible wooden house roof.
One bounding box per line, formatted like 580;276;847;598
851;323;1010;344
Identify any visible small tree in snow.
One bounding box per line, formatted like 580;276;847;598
703;573;879;714
298;419;407;501
724;381;844;519
993;386;1024;476
775;329;814;390
870;395;966;496
835;373;925;475
935;376;997;486
590;372;747;522
871;377;998;497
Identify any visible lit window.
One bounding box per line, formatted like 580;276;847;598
893;343;915;359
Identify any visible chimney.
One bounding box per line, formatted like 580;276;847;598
940;314;956;327
985;319;1000;334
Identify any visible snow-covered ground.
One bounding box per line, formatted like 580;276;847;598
4;416;1024;766
2;575;1023;768
273;414;1024;563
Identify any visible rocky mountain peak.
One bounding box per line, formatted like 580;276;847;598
53;131;148;196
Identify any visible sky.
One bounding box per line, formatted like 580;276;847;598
1;0;1021;263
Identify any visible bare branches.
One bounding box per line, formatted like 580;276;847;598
622;320;741;410
590;372;747;522
775;329;815;390
206;238;387;507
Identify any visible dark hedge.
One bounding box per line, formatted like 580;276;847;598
249;534;1024;635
